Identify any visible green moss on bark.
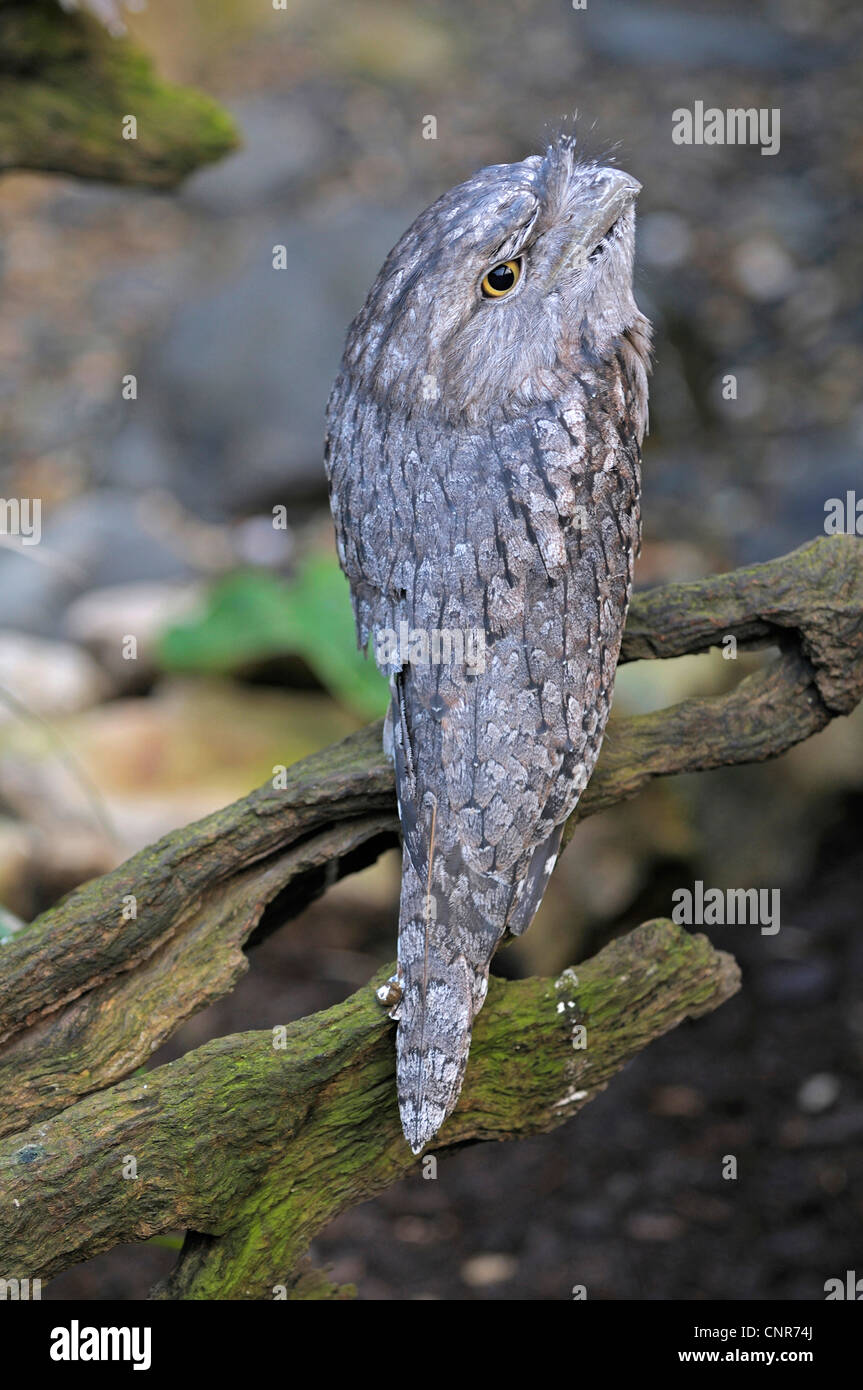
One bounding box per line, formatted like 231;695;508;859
0;0;238;186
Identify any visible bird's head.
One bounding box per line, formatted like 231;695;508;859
341;136;648;425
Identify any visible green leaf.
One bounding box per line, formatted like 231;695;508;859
157;556;389;720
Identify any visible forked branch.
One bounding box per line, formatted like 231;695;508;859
0;535;859;1297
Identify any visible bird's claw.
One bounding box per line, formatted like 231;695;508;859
375;972;403;1019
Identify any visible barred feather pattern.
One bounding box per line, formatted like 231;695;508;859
325;137;651;1151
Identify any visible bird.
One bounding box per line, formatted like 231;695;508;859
325;133;651;1153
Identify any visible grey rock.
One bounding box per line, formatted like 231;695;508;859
105;202;415;517
180;95;331;214
582;1;835;71
0;490;198;636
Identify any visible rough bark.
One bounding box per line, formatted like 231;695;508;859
0;0;238;186
0;920;739;1299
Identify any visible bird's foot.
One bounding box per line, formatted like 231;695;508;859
375;971;403;1019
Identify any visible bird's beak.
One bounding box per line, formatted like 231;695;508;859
556;168;641;275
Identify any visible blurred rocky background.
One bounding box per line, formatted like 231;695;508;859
0;0;860;1299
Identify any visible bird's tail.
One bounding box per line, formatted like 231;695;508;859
393;840;506;1153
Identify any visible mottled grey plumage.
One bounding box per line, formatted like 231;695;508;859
325;135;651;1152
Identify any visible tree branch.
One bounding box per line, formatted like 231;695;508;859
0;535;859;1296
0;920;739;1298
0;536;859;1138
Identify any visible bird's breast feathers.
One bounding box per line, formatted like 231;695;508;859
326;368;639;881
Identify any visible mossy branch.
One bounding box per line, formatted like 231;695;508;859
0;920;739;1298
0;534;859;1297
0;0;238;187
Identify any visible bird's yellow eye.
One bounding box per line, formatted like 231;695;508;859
480;259;522;298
